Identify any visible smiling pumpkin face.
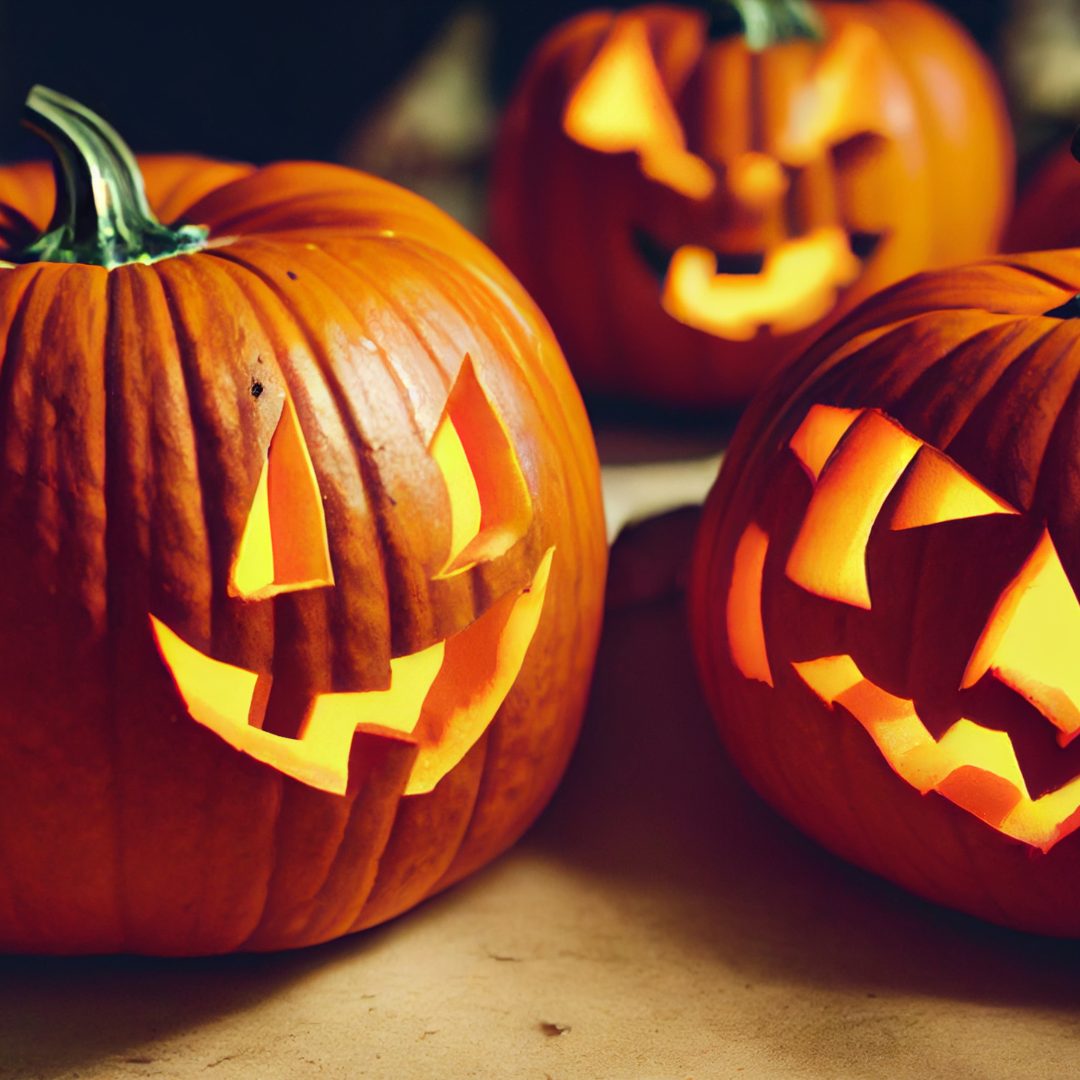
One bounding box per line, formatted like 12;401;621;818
149;353;554;800
692;248;1080;934
491;1;1013;406
0;104;606;955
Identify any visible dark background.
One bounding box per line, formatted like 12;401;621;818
0;0;1024;164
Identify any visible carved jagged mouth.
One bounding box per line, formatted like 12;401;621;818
632;226;885;340
632;228;883;284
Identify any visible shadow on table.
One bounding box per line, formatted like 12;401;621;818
0;931;382;1078
529;511;1080;1016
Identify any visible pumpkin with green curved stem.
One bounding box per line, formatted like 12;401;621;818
0;87;606;955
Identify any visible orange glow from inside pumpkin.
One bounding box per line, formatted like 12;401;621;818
727;522;773;686
151;547;554;797
563;14;714;199
794;654;1080;852
788;404;864;483
778;23;897;166
229;395;334;601
786;410;921;609
786;408;1017;609
889;445;1019;531
661;226;860;341
728;152;789;210
961;530;1080;744
430;355;533;577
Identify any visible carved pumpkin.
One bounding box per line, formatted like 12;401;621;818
691;245;1080;934
491;0;1013;407
0;88;606;955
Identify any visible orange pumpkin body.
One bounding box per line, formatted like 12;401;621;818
491;0;1013;407
691;250;1080;934
0;154;606;955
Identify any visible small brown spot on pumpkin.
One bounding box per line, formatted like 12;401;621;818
286;270;298;281
251;381;264;399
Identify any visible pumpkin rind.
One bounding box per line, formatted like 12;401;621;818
690;250;1080;935
0;156;606;955
491;0;1014;407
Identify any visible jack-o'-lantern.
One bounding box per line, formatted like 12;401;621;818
0;87;606;955
691;243;1080;935
491;0;1013;407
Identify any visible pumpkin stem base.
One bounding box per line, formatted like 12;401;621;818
709;0;824;49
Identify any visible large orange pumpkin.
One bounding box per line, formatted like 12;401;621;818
0;87;606;955
491;0;1013;407
690;246;1080;935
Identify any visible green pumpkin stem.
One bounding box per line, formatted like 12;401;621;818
13;85;208;269
709;0;824;49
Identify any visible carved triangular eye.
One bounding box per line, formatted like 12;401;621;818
229;395;334;601
563;14;713;198
429;355;533;578
888;445;1018;530
786;410;921;609
777;23;895;166
961;529;1080;744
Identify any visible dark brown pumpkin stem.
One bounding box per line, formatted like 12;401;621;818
709;0;824;49
13;86;208;269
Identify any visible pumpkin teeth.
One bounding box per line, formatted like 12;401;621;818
150;547;555;798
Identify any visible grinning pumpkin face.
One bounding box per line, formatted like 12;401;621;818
562;12;886;343
490;0;1013;406
149;354;553;798
729;403;1080;853
0;87;607;957
691;247;1080;934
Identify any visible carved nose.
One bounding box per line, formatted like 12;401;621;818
727;152;789;210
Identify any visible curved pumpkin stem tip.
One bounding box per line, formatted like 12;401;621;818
14;85;209;269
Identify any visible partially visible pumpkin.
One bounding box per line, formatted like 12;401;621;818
0;87;606;955
690;241;1080;935
1004;132;1080;253
491;0;1014;408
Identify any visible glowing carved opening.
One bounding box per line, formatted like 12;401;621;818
890;445;1018;531
661;226;860;341
961;530;1080;744
430;355;533;577
150;546;554;796
778;24;893;166
229;396;334;601
563;15;714;199
794;654;1080;851
406;545;554;794
786;410;920;609
727;522;773;686
788;404;865;483
728;152;789;209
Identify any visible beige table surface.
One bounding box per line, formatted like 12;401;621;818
2;439;1080;1080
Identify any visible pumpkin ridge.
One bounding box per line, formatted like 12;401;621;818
354;735;488;930
889;318;1056;452
0;249;44;938
149;261;291;951
196;249;415;712
101;266;137;950
207;244;440;652
305;240;453;431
